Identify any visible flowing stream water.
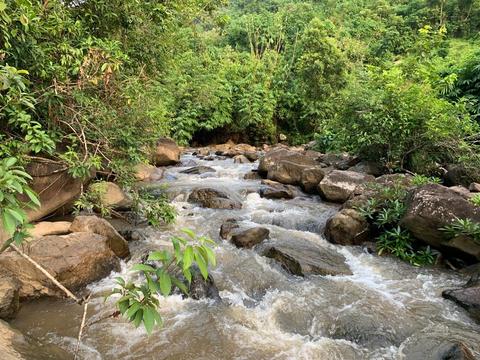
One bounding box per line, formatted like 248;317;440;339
12;153;480;359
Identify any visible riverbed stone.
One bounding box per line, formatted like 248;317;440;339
443;274;480;323
259;180;296;199
263;240;352;276
233;155;250;164
0;270;19;320
231;227;270;249
325;209;370;246
189;266;221;301
267;160;313;185
319;153;360;170
300;167;326;193
220;219;240;240
70;215;130;258
134;163;163;181
401;184;480;259
154;138;180;166
244;170;262;180
0;233;120;299
188;188;242;209
180;166;216;175
258;148;318;176
318;170;375;203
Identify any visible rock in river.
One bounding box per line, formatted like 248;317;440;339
231;227;270;249
188;188;242;209
318;170;375;203
0;233;120;299
263;239;352;276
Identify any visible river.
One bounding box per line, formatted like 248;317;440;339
12;153;480;359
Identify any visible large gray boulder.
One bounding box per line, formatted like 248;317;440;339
318;170;375;203
267;160;313;185
300;167;327;193
258;148;317;176
401;184;480;259
0;233;120;299
263;240;352;276
325;209;370;246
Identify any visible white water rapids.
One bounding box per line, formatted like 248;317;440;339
12;153;480;359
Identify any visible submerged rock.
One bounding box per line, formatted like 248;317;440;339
180;166;216;175
189;266;221;301
325;209;370;246
0;233;120;299
318;170;375;203
70;215;130;258
244;170;262;180
154;137;180;166
233;154;250;164
231;227;270;249
442;274;480;323
188;188;242;209
220;219;240;240
263;240;352;276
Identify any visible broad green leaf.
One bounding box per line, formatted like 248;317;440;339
143;306;156;334
181;228;196;239
195;252;209;280
133;309;143;328
5;208;25;223
126;302;141;319
159;271;172;296
183;246;193;270
2;211;17;234
204;246;216;267
171;277;188;295
131;264;156;273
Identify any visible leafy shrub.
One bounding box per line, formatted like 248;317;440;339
440;218;480;244
108;229;216;333
411;174;442;186
470;194;480;207
132;190;177;227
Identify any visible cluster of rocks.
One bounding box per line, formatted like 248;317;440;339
250;145;480;325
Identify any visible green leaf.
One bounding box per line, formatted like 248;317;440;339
143;306;156;334
5;208;25;223
195;251;209;280
181;228;196;239
24;188;40;207
131;264;156;273
171;277;188;295
148;250;169;262
126;302;141;319
183;246;193;270
0;2;6;12
2;211;17;235
204;246;216;267
133;309;143;327
159;271;172;296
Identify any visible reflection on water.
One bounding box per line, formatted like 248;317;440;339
12;154;480;359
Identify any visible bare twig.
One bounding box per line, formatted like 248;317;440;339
9;244;81;303
74;293;92;360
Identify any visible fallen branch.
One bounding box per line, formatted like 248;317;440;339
9;244;81;303
74;293;92;360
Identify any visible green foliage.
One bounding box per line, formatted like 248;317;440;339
73;181;112;218
440;218;480;244
108;229;216;334
377;227;435;266
470;194;480;207
0;157;40;251
411;174;442;186
132;190;177;227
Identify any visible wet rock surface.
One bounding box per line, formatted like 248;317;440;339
231;227;270;249
0;233;120;299
259;179;296;199
318;170;375;203
154;137;181;166
263;239;352;276
188;188;242;209
0;270;19;319
325;208;370;246
443;274;480;323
